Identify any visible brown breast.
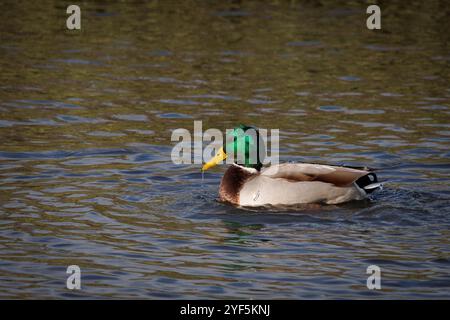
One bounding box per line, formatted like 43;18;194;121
219;165;256;205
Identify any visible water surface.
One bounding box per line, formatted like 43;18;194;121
0;1;449;299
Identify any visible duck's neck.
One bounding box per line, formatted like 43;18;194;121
219;164;258;204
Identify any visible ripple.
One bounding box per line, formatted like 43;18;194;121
338;76;361;81
87;131;126;137
158;99;213;106
317;105;384;114
317;105;346;112
157;113;192;119
287;40;322;47
148;50;172;57
112;114;148;122
183;94;240;101
56;115;109;124
51;58;102;65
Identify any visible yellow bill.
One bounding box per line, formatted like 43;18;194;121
202;147;227;171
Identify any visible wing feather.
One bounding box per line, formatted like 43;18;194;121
261;163;369;187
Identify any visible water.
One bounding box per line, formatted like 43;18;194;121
0;1;449;299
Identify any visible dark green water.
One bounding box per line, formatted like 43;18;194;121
0;1;449;298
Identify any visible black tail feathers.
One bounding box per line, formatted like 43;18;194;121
355;173;382;194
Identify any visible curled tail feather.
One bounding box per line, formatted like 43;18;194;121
355;172;383;194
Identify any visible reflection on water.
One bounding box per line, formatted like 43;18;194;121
0;1;449;298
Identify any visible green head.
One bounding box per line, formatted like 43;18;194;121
202;125;265;171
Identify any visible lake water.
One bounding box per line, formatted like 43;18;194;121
0;1;449;299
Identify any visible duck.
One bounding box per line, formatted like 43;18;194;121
201;125;382;207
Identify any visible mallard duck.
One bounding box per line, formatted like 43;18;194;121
202;125;382;206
